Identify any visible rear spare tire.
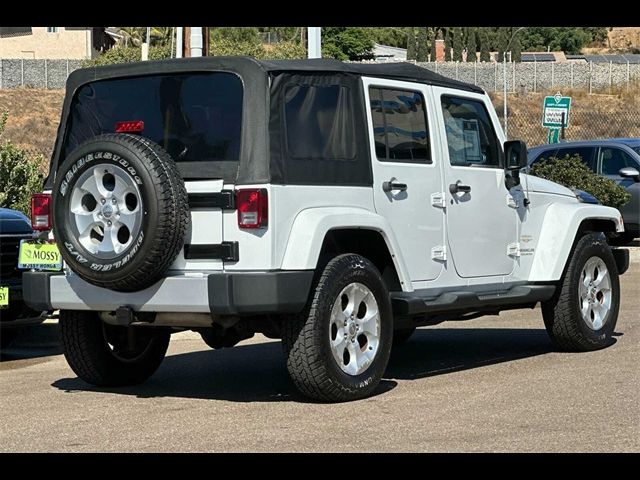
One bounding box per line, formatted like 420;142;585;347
52;134;189;292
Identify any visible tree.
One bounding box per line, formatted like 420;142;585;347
366;27;408;48
511;29;522;62
406;27;416;61
495;27;509;62
117;27;144;47
321;27;374;61
466;27;477;62
452;27;463;61
479;28;491;62
150;27;173;46
444;29;452;61
416;27;428;62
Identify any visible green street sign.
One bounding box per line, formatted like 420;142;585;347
542;92;571;128
547;128;561;144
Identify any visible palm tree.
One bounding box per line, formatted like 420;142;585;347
151;27;173;46
117;27;144;47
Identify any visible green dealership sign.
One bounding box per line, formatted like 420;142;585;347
542;93;571;128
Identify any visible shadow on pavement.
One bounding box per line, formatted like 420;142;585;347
1;323;62;362
386;327;554;380
52;327;560;403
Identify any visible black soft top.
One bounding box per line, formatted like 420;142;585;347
46;57;482;189
64;56;482;93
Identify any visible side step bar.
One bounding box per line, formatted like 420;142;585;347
390;285;556;316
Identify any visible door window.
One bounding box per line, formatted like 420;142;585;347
555;147;596;170
369;87;431;163
599;147;635;175
441;96;500;168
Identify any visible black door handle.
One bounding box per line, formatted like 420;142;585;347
449;181;471;194
382;181;408;192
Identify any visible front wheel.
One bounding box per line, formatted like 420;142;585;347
60;310;170;386
282;254;393;402
542;233;620;351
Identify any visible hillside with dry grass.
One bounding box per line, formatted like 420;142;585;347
1;86;639;176
0;88;64;172
491;85;640;146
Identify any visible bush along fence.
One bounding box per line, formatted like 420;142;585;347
2;58;640;92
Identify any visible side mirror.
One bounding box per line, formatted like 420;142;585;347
504;140;528;170
619;167;640;182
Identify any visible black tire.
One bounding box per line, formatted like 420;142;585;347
542;232;620;352
1;329;17;349
59;310;170;387
52;134;189;292
608;231;637;246
282;254;393;402
393;327;416;346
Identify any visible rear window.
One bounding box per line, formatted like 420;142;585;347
283;84;356;160
62;72;243;166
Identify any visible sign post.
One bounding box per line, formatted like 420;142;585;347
547;128;561;144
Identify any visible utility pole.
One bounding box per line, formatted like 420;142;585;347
308;27;321;59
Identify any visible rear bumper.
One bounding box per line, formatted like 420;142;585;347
23;270;314;315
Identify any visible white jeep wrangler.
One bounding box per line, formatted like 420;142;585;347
24;57;629;402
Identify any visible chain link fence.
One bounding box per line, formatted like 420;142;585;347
491;90;640;147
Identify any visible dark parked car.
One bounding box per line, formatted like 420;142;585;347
0;208;48;348
528;139;640;245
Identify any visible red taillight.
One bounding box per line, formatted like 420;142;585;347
31;193;51;231
236;189;268;229
115;120;144;133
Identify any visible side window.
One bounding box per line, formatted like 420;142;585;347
530;149;558;165
556;147;596;171
441;96;500;168
599;147;634;175
369;87;431;163
284;84;356;161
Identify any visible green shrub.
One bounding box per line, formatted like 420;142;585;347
210;38;266;58
0;111;44;215
264;42;306;60
530;154;631;209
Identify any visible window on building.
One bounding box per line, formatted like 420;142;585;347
369;87;431;163
46;27;59;33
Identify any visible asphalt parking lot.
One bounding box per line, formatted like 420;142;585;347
1;262;638;452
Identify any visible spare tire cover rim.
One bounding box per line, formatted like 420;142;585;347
68;162;143;260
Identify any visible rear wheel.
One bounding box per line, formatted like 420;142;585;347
60;310;170;386
542;233;620;351
282;254;393;402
